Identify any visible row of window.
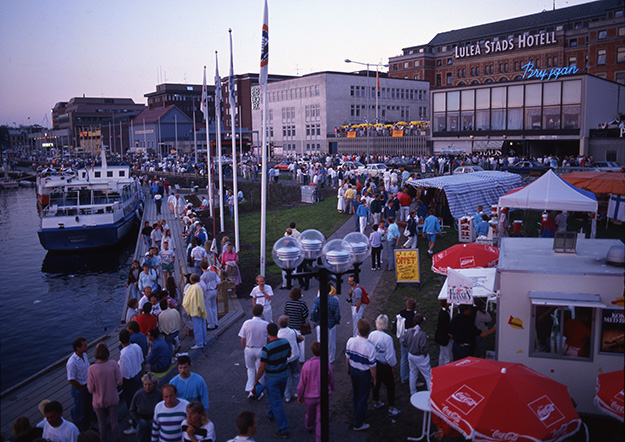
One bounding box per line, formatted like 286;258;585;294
350;86;427;100
267;85;320;103
282;107;295;124
305;104;321;122
305;124;321;140
282;125;296;140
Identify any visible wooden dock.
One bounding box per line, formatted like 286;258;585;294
0;185;243;439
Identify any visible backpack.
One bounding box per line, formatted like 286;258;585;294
356;285;370;304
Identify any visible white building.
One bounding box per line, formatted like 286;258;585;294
251;71;429;155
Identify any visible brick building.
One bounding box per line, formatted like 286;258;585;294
389;0;625;88
144;83;213;128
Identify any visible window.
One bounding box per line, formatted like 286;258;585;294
597;49;607;65
350;86;354;96
568;56;577;67
446;72;452;85
618;47;625;63
598;30;607;40
447;58;452;65
619;27;625;37
569;39;577;47
530;293;600;360
616;72;625;85
436;73;442;86
436;60;442;66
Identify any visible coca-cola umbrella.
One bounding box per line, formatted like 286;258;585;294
430;357;581;442
594;370;624;422
432;243;500;275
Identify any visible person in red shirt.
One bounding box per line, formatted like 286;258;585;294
135;303;158;335
397;188;412;222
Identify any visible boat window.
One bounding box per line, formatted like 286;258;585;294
78;189;92;205
93;191;109;204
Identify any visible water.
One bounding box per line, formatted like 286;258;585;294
0;187;137;391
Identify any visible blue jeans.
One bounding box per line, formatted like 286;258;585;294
400;345;409;383
164;331;179;355
387;241;397;270
284;360;301;401
349;366;371;428
266;376;289;433
137;417;152;442
191;316;206;347
70;386;92;432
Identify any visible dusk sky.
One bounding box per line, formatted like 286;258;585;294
1;0;591;127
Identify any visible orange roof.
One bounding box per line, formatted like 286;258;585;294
560;171;625;195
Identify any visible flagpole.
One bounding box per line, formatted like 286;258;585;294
202;66;214;219
229;28;240;252
215;51;225;233
259;0;269;277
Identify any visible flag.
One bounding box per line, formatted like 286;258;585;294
447;268;474;304
376;68;380;90
259;0;269;86
228;29;236;113
201;67;208;121
214;52;222;113
608;193;625;221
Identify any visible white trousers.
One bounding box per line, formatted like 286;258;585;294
315;325;337;363
403;235;417;249
439;342;453;366
260;303;273;323
351;305;364;337
244;347;263;392
408;353;431;395
359;216;367;234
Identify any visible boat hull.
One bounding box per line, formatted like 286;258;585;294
38;210;138;251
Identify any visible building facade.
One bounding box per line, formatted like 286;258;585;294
389;0;625;88
430;74;625;159
144;83;213;128
51;97;146;154
131;105;193;156
250;71;429;155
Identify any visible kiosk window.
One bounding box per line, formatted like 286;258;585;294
529;292;604;361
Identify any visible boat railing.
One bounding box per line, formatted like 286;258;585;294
43;201;121;217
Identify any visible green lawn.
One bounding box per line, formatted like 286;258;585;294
227;195;346;292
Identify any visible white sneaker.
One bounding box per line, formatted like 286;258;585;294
353;423;370;431
123;427;137;435
190;345;204;350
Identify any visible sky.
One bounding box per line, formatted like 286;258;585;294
0;0;593;126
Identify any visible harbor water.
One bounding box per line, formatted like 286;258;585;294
0;187;136;392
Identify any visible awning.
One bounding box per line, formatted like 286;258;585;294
529;292;606;308
472;140;503;152
438;268;497;300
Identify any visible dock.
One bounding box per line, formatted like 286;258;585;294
0;184;243;439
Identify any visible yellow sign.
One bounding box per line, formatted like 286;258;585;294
392;129;404;137
347;131;356;138
395;249;420;283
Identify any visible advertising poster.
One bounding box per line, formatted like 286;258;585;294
600;309;624;354
394;249;419;283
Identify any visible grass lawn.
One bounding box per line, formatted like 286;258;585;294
225;193;346;293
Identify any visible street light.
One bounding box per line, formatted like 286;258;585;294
345;59;389;163
272;230;370;442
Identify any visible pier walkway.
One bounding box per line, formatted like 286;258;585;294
0;186;243;439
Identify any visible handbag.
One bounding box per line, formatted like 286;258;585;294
300;322;312;335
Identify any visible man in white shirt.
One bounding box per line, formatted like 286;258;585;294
250;275;274;323
66;337;91;432
119;329;144;435
238;304;269;398
368;314;401;416
42;401;79;442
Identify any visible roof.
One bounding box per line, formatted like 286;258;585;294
133;105;185;124
406;171;521;219
424;0;623;47
498;170;598;212
498;237;624;276
560;171;625;195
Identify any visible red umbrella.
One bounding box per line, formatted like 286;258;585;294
595;370;624;422
430;357;581;442
432;243;499;275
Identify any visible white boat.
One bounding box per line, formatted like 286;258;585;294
37;152;144;251
36;167;77;206
0;177;19;189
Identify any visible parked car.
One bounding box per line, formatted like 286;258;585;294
453;165;484;174
340;161;366;171
503;160;551;174
591;161;624;173
385;157;415;171
275;161;292;171
364;163;388;177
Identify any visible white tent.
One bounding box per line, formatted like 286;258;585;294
498;170;598;237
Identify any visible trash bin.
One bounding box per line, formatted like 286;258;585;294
513;220;523;234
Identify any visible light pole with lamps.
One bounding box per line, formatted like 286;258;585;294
272;230;370;442
344;59;389;163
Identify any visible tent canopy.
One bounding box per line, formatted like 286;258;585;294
438;268;497;300
560;171;625;196
406;171;521;219
498;169;598;213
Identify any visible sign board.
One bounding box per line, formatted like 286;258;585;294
447;268;474;304
600;309;624;355
394;249;420;283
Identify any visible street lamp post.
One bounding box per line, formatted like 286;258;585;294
345;59;389;163
273;230;370;442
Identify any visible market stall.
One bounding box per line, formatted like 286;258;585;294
406;171;521;222
498;169;599;237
